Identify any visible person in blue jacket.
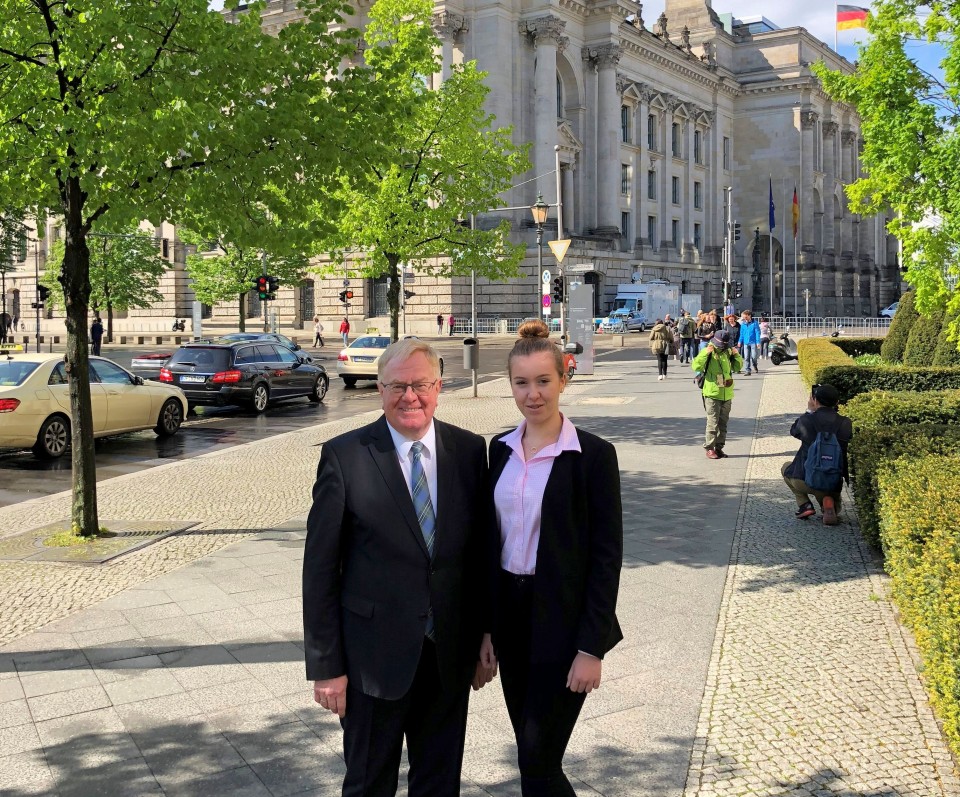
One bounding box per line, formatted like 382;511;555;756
738;310;761;375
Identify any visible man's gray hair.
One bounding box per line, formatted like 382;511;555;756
377;338;441;380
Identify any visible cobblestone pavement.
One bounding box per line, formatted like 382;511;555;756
684;367;960;796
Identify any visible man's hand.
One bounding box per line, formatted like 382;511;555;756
313;675;348;717
566;652;602;694
472;633;498;690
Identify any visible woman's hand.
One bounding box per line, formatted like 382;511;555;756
566;652;602;693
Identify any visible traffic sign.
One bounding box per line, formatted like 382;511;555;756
566;263;594;274
343;279;350;286
548;239;571;263
542;295;552;308
541;269;551;284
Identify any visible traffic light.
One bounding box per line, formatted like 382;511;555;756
733;222;742;241
255;275;270;300
403;290;415;300
37;284;50;304
721;278;728;299
734;280;743;299
267;275;279;298
552;277;564;304
338;290;354;304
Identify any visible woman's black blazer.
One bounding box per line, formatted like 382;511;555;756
489;426;624;664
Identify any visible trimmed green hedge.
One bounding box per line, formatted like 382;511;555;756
933;310;960;367
878;454;960;758
903;304;945;366
844;388;960;428
880;290;919;362
848;424;960;550
831;337;884;358
797;337;852;386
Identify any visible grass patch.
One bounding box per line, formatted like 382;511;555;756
854;354;884;366
42;526;109;547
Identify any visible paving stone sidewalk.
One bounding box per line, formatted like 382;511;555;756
0;352;956;795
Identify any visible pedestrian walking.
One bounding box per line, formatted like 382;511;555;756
436;313;444;335
489;319;623;797
312;316;325;348
739;310;760;375
90;315;104;356
448;314;455;336
649;318;674;380
696;310;719;352
303;338;494;797
723;312;742;354
339;316;350;347
677;311;697;363
782;383;853;525
759;317;772;359
692;330;743;459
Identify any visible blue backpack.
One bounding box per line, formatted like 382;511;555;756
804;423;843;493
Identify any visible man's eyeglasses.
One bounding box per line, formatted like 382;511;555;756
380;380;438;397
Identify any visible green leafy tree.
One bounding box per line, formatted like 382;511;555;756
813;1;960;340
180;227;309;332
41;227;166;342
0;209;27;337
326;0;530;341
0;0;410;536
903;302;945;366
933;309;960;366
881;289;920;363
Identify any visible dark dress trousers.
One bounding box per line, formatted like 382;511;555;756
303;415;488;797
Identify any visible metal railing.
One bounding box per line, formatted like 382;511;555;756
766;316;891;338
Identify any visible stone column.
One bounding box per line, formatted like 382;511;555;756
562;163;575;237
800;110;818;251
581;52;598;233
684;114;695;261
589;43;622;235
432;12;467;86
822;121;838;264
659;95;676;254
520;17;568;203
838;130;857;315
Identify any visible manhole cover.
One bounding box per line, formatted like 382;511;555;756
0;519;198;564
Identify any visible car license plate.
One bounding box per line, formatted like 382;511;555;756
353;356;375;363
179;375;206;383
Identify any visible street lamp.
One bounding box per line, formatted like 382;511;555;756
530;193;549;318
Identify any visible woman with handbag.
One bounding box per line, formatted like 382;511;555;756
486;319;623;797
649;318;674;381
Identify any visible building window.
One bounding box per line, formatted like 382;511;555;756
647;170;656;200
723;136;730;170
647;215;657;249
557;75;563;119
694;130;702;164
672;176;680;204
694;223;702;252
647;114;657;150
621;164;631;195
621;105;631;143
672;122;681;157
672;219;680;248
694;181;702;210
621;212;630;240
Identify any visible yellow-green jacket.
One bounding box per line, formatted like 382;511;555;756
691;345;743;401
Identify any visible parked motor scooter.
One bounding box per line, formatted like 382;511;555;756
171;318;186;332
770;330;798;366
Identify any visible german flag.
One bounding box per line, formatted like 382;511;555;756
837;5;868;30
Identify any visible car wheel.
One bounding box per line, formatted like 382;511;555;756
342;377;357;388
639;323;646;333
155;398;183;437
309;373;329;403
33;414;70;459
252;383;270;413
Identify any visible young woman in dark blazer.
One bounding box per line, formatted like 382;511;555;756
484;319;623;797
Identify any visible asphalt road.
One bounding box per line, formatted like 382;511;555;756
0;339;519;508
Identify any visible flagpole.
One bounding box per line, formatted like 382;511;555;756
796;135;801;320
835;0;838;51
768;176;774;318
782;178;788;316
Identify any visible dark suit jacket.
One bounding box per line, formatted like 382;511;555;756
489;426;624;664
303;416;488;700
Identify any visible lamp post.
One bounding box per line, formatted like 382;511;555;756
530;193;549;319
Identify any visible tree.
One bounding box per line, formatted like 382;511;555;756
0;0;408;536
180;226;310;331
326;0;530;341
880;289;919;363
41;226;167;342
903;301;945;366
813;1;960;333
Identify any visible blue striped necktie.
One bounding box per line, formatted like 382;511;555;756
410;441;436;639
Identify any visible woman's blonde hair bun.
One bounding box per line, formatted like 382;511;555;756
517;319;550;340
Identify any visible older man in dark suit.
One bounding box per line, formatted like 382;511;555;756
303;338;494;797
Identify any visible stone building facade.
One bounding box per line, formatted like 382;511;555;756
2;0;895;335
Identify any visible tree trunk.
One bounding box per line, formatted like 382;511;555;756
59;177;99;537
386;254;401;342
106;289;114;343
238;292;246;333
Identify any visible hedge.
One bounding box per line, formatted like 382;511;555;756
831;337;884;358
932;310;960;367
843;388;960;429
797;337;853;386
814;363;960;403
880;289;919;362
878;454;960;758
903;304;945;366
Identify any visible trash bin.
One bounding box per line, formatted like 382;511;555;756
463;337;479;371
